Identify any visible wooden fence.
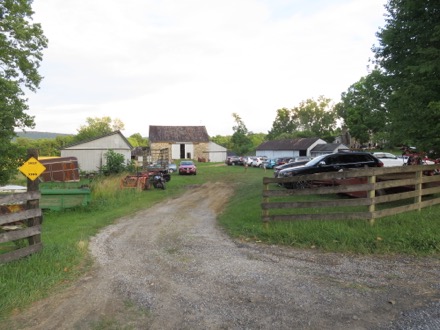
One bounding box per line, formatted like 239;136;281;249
262;164;440;224
0;191;43;263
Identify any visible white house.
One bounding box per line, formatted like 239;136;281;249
60;131;132;172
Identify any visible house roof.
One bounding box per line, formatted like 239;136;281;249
311;143;349;152
61;130;132;150
256;138;321;151
149;125;210;143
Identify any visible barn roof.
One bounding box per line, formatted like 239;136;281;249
311;143;348;152
61;130;132;149
256;138;321;151
149;126;210;143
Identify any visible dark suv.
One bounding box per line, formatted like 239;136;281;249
278;152;383;188
225;156;243;166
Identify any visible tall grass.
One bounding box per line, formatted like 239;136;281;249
1;162;439;320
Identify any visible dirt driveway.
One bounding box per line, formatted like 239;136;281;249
4;182;440;329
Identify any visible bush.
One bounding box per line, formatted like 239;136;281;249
100;150;134;175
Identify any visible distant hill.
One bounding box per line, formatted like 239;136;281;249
14;131;73;140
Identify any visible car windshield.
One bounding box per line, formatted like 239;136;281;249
304;154;327;166
180;161;193;166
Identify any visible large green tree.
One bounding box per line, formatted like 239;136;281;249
295;96;338;141
336;70;391;145
0;0;47;184
266;108;298;140
74;117;125;142
267;96;339;142
373;0;440;154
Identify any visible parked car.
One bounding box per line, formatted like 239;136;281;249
262;159;277;169
278;151;383;188
167;163;177;173
275;157;291;166
372;152;405;167
225;156;242;166
252;157;267;167
273;159;311;177
290;156;312;163
242;156;254;167
178;160;197;175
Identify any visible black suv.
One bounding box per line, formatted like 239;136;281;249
278;152;383;188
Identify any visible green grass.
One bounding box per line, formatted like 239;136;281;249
1;162;440;320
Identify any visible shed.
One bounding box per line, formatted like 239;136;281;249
149;125;211;161
310;143;349;157
256;138;326;159
204;142;227;162
60;131;132;172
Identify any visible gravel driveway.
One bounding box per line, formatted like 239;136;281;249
4;182;440;329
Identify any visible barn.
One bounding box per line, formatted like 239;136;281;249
148;125;226;162
60;131;132;172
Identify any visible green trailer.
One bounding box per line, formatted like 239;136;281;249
40;188;91;211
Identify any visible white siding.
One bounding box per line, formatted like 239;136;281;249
61;132;132;172
256;150;300;159
206;142;227;162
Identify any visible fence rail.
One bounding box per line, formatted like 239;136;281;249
262;164;440;224
0;191;43;263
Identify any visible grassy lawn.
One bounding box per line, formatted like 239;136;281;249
1;161;440;319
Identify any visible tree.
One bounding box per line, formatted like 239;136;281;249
0;0;48;184
128;133;148;147
74;117;125;142
336;70;391;146
230;113;253;155
267;97;339;142
294;96;338;141
266;108;298;140
373;0;440;154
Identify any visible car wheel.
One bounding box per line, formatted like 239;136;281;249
295;178;311;189
168;169;174;173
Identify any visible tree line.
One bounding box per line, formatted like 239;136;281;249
1;0;439;184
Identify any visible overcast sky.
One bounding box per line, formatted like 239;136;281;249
27;0;387;137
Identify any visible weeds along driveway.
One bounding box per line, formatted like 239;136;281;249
4;182;440;330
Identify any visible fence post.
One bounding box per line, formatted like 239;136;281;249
26;149;42;246
262;181;269;229
415;168;423;211
368;174;376;225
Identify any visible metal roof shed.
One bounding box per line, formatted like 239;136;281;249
60;131;133;172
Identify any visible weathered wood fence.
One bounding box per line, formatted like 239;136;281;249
0;191;43;263
0;149;43;263
262;164;440;224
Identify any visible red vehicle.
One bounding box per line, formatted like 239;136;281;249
179;160;197;175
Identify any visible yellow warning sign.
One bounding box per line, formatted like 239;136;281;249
18;157;46;181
